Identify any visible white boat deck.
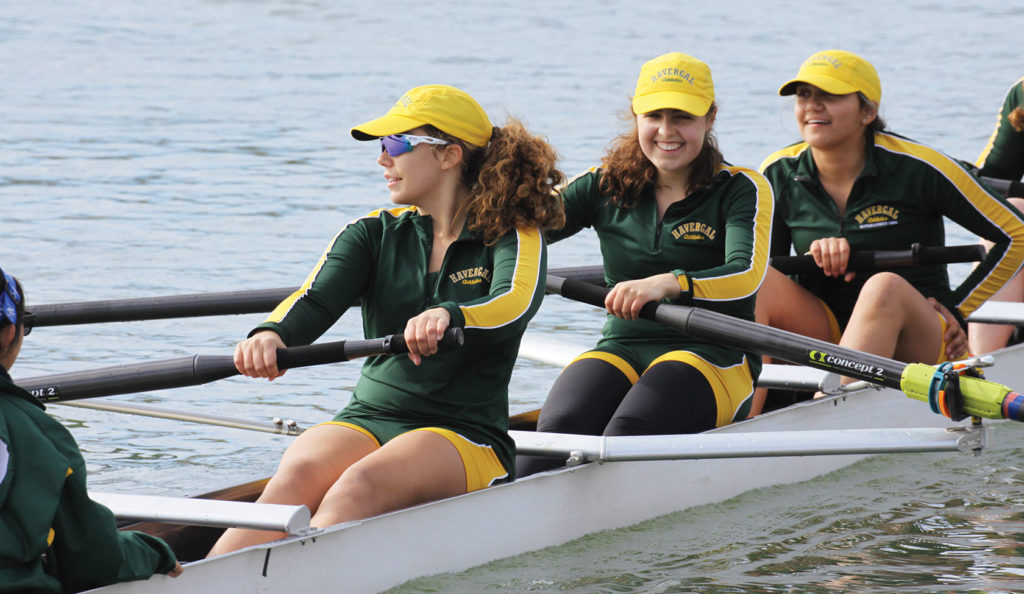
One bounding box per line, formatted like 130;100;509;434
86;340;1024;593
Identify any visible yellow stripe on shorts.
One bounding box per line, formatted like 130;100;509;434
646;351;754;427
318;421;382;447
934;310;953;364
816;299;843;344
570;351;640;384
413;428;508;492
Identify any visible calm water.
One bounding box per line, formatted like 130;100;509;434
3;0;1024;591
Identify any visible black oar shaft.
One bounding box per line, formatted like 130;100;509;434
34;288;295;327
18;328;463;403
33;266;606;327
22;355;226;403
770;244;985;276
549;275;905;388
981;176;1024;197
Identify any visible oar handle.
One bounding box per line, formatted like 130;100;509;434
547;272;671;323
546;274;608;308
770;244;986;276
274;327;464;370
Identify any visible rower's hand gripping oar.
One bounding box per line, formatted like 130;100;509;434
18;328;464;403
770;243;986;276
548;275;1024;424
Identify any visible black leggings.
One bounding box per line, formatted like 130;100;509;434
516;356;718;477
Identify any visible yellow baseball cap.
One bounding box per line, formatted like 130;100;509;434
351;84;493;147
632;52;715;117
778;50;882;103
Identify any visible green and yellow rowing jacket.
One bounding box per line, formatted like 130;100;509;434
761;131;1024;328
254;206;548;476
549;165;774;373
0;368;177;594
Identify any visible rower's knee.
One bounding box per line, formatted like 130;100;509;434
261;456;331;506
329;462;382;507
856;272;911;312
535;406;590;435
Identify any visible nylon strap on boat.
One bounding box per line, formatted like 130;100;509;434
928;362;976;422
927;362;953;415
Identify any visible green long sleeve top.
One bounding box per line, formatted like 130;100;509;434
254;206;548;475
549;165;774;371
761;131;1024;329
0;368;177;594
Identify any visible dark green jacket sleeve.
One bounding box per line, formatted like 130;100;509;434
977;77;1024;181
440;226;547;344
761;149;800;260
51;484;178;592
255;216;376;346
921;146;1024;318
670;168;774;305
546;167;602;244
0;386;177;594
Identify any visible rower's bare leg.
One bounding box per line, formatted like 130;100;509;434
837;272;945;384
752;266;835;415
206;424;377;557
969;272;1024;354
969;197;1024;354
309;429;466;528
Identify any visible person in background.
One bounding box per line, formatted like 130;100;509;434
208;84;565;555
969;76;1024;354
756;50;1024;403
516;52;773;477
0;267;182;593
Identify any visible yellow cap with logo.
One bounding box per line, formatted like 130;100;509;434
778;50;882;103
351;84;493;147
632;52;715;117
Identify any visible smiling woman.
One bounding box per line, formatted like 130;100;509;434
517;52;775;477
755;49;1024;404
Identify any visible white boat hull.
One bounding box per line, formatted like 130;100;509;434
88;342;1024;593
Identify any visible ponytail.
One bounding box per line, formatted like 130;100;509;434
1011;80;1024;132
1009;106;1024;133
425;119;565;244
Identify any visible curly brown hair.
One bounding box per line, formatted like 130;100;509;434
598;105;723;208
1009;107;1024;133
424;120;566;244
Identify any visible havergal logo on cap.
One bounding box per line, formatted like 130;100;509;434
650;68;696;86
809;53;843;69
